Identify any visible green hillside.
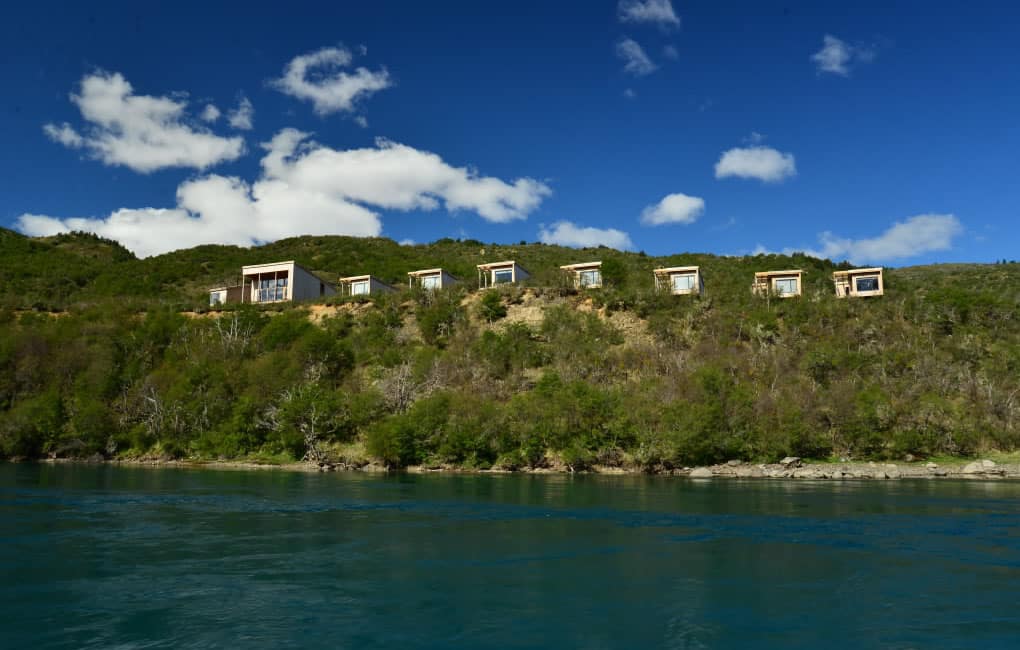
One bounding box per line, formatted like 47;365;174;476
1;228;1018;469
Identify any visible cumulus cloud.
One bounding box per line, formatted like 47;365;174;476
714;146;797;183
755;214;963;263
618;0;680;29
18;130;551;257
616;38;657;76
227;96;254;130
640;192;705;226
271;46;392;116
42;123;84;148
42;71;245;173
811;34;876;76
200;104;221;122
538;221;633;250
259;128;550;222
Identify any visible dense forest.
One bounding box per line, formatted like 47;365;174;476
1;227;1018;469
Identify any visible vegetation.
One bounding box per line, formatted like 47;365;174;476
1;227;1018;469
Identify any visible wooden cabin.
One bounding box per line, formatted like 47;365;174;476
408;268;459;291
653;266;704;295
477;260;530;289
833;267;884;298
209;261;334;305
560;261;602;289
752;270;803;298
338;274;397;297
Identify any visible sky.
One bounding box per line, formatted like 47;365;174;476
1;0;1018;265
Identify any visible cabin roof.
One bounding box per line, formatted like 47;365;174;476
653;266;700;274
339;275;374;282
833;267;883;276
754;269;803;278
477;260;524;271
407;268;446;276
560;261;602;271
241;260;320;277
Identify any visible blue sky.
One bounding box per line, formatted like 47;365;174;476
1;0;1017;264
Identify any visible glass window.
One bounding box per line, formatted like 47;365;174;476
579;270;601;287
493;269;514;284
351;281;369;295
210;292;223;306
855;276;879;292
774;278;798;295
671;273;696;292
422;275;441;290
257;277;288;301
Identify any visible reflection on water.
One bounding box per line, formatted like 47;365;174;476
3;464;1020;649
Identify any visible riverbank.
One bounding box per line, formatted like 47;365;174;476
30;455;1020;479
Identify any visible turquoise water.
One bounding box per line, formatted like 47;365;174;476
3;465;1020;649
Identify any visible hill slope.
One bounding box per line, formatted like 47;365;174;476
1;231;1018;468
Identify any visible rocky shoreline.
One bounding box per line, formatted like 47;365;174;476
32;455;1020;480
679;457;1019;480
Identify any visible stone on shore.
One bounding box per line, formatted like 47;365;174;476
689;467;714;478
779;456;802;468
963;460;996;474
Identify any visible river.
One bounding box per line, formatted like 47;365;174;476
2;463;1019;648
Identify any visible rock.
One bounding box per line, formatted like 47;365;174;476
903;453;916;463
883;466;901;479
793;468;822;479
982;459;997;469
726;460;742;467
779;456;802;468
933;469;948;477
689;467;713;478
962;461;988;474
735;466;765;478
926;462;938;470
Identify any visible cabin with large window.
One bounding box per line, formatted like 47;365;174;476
208;261;333;306
477;260;530;289
752;270;803;298
653;266;704;295
338;275;397;297
560;261;603;289
408;268;459;291
833;267;884;298
242;261;334;304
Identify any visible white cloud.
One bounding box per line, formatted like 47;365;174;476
662;44;679;60
538;221;633;250
398;238;416;246
200;104;221;122
227;96;254;130
811;34;876;76
42;123;83;148
18;130;550;257
260;128;550;223
640;192;705;226
271;46;392;116
714;146;797;183
616;38;657;76
618;0;680;29
755;214;963;263
42;71;245;173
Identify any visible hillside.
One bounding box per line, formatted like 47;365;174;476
1;229;1018;469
